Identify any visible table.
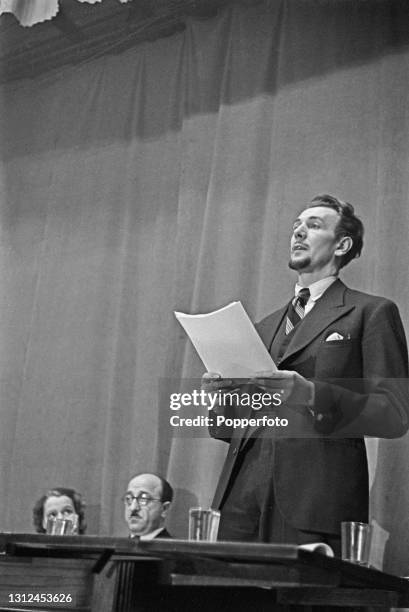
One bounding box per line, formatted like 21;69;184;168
0;534;408;611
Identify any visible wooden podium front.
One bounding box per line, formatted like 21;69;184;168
1;534;409;611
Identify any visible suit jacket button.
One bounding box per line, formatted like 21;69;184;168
232;447;238;455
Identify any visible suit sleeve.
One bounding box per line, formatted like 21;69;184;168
208;383;262;442
208;402;235;443
313;300;409;438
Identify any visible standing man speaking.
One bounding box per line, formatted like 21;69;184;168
203;194;409;551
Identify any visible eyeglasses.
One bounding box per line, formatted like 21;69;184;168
122;492;162;507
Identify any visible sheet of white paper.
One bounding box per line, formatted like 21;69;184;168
174;301;276;378
298;543;334;557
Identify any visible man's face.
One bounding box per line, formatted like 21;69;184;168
124;474;168;537
289;206;342;274
42;495;78;531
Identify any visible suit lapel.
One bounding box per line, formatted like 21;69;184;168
256;304;289;355
280;279;354;363
241;280;354;447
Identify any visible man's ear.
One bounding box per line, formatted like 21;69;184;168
161;501;171;519
335;236;352;257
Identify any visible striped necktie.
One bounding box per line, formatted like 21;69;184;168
285;287;310;335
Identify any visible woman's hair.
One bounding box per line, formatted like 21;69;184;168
32;487;87;534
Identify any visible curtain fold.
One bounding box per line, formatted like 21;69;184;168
1;0;409;573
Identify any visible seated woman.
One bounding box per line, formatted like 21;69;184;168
32;487;86;534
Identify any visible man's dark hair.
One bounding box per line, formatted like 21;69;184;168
159;477;173;504
308;194;364;269
128;472;173;504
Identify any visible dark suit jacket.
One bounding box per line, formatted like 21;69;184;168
156;528;172;539
129;527;172;539
210;279;409;535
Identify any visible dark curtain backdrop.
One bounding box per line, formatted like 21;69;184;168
1;0;409;574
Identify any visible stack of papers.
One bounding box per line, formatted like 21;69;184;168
174;301;276;378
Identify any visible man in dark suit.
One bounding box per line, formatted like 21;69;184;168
111;473;173;609
204;194;409;550
123;472;173;539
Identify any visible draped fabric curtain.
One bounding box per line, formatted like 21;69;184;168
1;0;409;574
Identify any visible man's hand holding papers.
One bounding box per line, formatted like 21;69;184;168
251;370;315;408
178;302;316;435
201;370;315;417
201;372;239;409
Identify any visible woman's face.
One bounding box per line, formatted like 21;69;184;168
42;495;78;532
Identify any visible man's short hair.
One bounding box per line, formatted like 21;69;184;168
159;477;173;504
309;194;364;269
128;472;173;504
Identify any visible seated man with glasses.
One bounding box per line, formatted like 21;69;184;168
123;472;173;539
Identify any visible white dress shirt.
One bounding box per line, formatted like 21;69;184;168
139;526;166;540
294;276;338;315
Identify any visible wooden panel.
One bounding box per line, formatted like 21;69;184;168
0;557;94;611
277;587;400;607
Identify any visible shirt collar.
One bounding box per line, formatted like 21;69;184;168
295;276;337;302
139;526;165;541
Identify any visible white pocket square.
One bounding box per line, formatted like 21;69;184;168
326;332;344;341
